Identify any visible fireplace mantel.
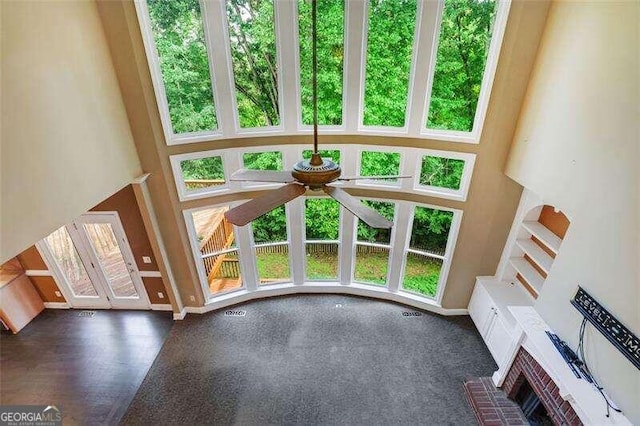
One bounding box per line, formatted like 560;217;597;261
491;306;630;425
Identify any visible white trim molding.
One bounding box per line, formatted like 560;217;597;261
173;308;187;320
43;302;70;309
139;270;163;278
150;304;173;311
25;270;53;277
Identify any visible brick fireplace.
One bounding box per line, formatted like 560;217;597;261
502;348;581;425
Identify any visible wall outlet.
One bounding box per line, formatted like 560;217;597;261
157;292;164;299
55;291;62;298
189;295;196;302
142;256;152;264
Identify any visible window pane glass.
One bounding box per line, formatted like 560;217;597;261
363;0;418;127
252;205;287;244
243;151;283;171
356;200;395;245
303;149;341;165
147;0;217;133
354;246;389;286
82;223;138;298
181;156;225;191
305;198;340;240
427;0;497;131
227;0;280;128
306;242;339;280
256;244;291;285
419;156;464;189
192;206;241;295
45;226;97;297
360;151;400;182
410;206;453;255
207;250;243;294
299;0;344;125
402;253;442;297
193;207;236;255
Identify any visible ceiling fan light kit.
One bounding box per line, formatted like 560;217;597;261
223;0;409;230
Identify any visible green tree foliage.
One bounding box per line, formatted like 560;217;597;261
243;151;283;170
147;0;217;133
227;0;280;127
305;198;340;240
360;151;400;177
357;201;395;243
363;0;417;127
180;156;224;180
299;0;344;125
419;157;464;189
428;0;496;131
410;206;453;254
252;205;287;243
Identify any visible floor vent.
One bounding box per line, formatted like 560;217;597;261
78;311;96;318
224;310;246;317
402;311;422;317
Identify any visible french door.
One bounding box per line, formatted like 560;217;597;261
39;213;150;310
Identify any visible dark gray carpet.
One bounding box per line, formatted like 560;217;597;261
122;295;496;425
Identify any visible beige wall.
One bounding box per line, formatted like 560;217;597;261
0;0;142;262
506;2;639;422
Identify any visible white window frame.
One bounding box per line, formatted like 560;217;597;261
397;204;462;302
351;199;398;287
134;0;512;146
412;149;476;202
183;195;462;307
171;145;475;202
184;202;252;299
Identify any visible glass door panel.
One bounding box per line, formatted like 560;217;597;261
82;223;139;298
75;214;150;309
41;226;110;308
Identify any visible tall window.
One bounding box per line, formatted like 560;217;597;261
427;0;498;131
191;206;242;295
354;200;395;286
251;205;291;285
402;206;453;298
363;0;418;127
146;0;217;133
298;0;345;125
226;0;280;128
305;198;340;280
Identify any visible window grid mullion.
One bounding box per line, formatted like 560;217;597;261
274;0;300;133
343;0;368;133
200;0;239;137
407;0;442;136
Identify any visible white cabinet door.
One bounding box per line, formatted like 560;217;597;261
468;282;494;337
485;313;512;366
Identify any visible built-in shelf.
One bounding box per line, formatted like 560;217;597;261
509;257;544;295
522;221;561;254
515;239;553;274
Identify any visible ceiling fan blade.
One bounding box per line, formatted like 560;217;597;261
337;175;412;181
323;186;393;229
230;169;295;183
225;183;306;226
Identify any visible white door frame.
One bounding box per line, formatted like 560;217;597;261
37;212;151;310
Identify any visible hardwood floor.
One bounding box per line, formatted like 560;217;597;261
0;309;173;425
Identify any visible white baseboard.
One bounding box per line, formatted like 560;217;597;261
150;304;172;311
173;308;187;320
44;302;70;309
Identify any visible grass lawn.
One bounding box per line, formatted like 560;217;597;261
254;250;442;297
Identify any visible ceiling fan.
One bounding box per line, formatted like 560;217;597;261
224;0;409;229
